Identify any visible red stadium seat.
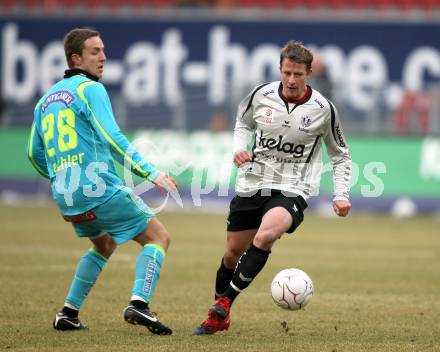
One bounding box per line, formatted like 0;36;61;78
1;0;18;9
22;0;42;9
284;0;304;8
236;0;260;8
301;0;328;9
59;0;85;8
351;0;374;8
419;0;440;10
327;0;349;9
259;0;287;8
370;0;394;9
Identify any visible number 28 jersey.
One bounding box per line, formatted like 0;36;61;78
28;73;159;215
233;81;352;200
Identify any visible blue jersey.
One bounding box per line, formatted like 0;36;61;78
27;73;159;215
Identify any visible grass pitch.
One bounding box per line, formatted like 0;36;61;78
0;204;439;352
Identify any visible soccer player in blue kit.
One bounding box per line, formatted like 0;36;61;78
27;28;177;335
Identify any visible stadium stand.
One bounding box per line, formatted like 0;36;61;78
1;0;439;11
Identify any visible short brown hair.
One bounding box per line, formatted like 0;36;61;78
64;28;100;68
280;40;313;71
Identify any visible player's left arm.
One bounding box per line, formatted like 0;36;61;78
322;101;352;217
27;120;50;179
80;82;160;183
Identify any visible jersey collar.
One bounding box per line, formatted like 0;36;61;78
64;69;99;82
278;83;312;104
278;83;312;113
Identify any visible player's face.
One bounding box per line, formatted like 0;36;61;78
280;59;311;101
75;36;106;78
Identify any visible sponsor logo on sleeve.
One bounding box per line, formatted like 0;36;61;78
314;98;324;108
263;89;275;97
335;124;346;147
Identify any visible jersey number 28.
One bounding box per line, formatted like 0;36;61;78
41;108;78;157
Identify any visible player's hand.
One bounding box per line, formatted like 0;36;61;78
153;172;178;195
233;149;252;167
333;199;351;217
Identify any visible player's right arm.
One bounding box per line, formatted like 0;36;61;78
233;85;262;166
27;119;50;179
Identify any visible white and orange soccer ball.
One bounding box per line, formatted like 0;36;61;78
270;268;314;310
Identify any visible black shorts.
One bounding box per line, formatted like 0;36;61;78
226;190;308;234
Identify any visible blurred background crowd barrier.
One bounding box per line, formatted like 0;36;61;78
0;0;439;215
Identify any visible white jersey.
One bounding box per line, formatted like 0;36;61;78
233;81;352;200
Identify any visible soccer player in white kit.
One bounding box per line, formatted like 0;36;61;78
193;40;352;335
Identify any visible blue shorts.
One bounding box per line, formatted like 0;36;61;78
72;188;154;245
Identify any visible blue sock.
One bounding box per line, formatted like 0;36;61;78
65;248;107;310
131;244;165;304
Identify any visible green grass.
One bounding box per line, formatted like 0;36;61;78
1;204;439;351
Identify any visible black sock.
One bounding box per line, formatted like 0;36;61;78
62;306;79;318
130;300;149;310
215;258;235;298
223;244;270;302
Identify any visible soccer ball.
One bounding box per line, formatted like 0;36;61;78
270;268;314;310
